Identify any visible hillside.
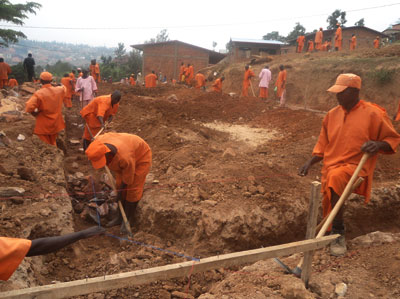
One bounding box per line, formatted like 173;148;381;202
1;39;116;66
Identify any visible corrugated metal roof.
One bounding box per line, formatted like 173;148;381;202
231;38;286;45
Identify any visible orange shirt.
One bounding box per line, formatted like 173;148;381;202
313;100;400;201
373;39;379;49
275;70;287;97
212;78;223;92
90;64;100;76
80;95;119;128
129;76;136;86
187;65;194;80
315;31;323;44
0;62;11;80
350;36;357;50
296;35;305;46
25;84;66;135
243;69;255;84
60;77;73;98
308;40;314;52
194;73;206;89
8;78;18;87
335;26;342;41
145;73;157;88
179;65;185;78
0;237;31;281
97;132;151;184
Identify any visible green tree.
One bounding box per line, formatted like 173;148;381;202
354;18;365;26
145;29;170;44
10;62;25;83
262;31;286;42
327;9;347;29
114;42;126;58
0;1;41;47
225;40;233;53
286;22;306;41
45;60;74;79
212;41;217;51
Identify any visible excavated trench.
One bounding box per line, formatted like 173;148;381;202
3;84;399;298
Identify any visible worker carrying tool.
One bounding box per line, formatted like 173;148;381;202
80;91;121;150
25;71;66;146
299;73;400;256
0;226;105;281
85;133;152;231
241;65;255;97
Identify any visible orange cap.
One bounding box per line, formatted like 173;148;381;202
40;71;53;81
327;73;361;93
85;140;111;169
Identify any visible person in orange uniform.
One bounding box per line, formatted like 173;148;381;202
241;65;255;97
179;62;185;83
275;65;287;107
60;73;74;108
307;40;314;52
299;73;400;256
315;28;323;51
185;63;194;86
296;35;305;53
89;59;101;83
85;133;152;228
373;36;380;49
195;72;206;90
25;72;66;146
145;71;157;88
129;74;136;86
349;34;357;51
80;91;121;150
334;23;342;51
394;99;400;121
0;58;11;89
8;76;18;88
212;76;224;93
0;227;104;281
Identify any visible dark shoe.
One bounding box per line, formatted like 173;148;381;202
330;229;347;256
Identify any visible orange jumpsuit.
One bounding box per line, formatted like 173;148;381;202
395;100;400;121
241;69;255;96
80;95;119;141
350;36;357;51
70;72;78;97
296;35;305;53
129;76;136;86
25;84;66;146
312;100;400;218
315;31;323;50
334;26;342;50
275;70;287;98
307;40;314;52
212;78;223;92
8;78;18;88
373;39;379;49
145;73;157;88
185;65;194;85
179;65;186;82
194;73;206;89
0;237;31;281
0;62;11;89
89;64;101;83
60;77;73;108
96;133;152;202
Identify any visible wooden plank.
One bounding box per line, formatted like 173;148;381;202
0;235;338;299
301;181;321;287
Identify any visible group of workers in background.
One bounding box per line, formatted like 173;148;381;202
296;24;383;53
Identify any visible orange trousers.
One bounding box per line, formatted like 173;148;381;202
37;133;58;146
115;155;152;202
0;79;7;89
259;87;268;99
297;45;304;53
63;97;72;108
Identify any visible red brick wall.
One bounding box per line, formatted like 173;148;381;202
142;42;209;81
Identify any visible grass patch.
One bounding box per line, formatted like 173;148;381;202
368;68;396;85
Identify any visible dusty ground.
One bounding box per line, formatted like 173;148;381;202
0;44;400;298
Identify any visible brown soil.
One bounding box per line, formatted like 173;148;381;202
1;44;400;298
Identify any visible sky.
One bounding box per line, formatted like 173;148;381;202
1;0;400;52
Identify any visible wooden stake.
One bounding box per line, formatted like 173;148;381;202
301;181;321;287
249;80;256;97
0;235;339;299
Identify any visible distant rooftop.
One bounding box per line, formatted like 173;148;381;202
231;38;286;45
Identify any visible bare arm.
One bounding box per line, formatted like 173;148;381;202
27;226;105;257
298;155;323;176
